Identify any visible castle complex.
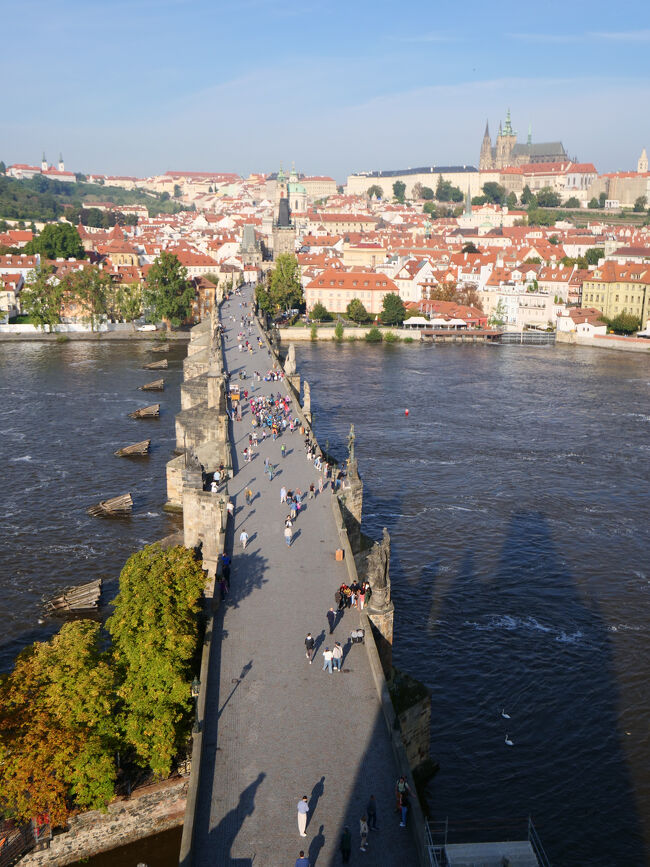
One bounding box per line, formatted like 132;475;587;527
479;110;569;170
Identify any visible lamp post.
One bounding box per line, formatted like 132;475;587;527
191;676;200;733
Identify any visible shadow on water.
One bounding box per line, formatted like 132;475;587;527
425;511;646;867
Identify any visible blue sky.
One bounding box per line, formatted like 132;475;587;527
1;0;649;180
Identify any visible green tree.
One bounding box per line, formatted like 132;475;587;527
0;621;117;825
392;181;406;203
26;222;84;259
436;177;464;202
367;184;383;199
310;301;331;321
346;297;369;323
536;187;561;208
549;235;560;245
173;184;182;198
107;546;205;778
606;312;641;334
144;251;194;330
506;192;518;209
115;282;143;329
334;320;344;341
564;196;581;208
266;254;303;314
66;265;112;331
421;186;434;200
461;242;480;255
588;197;599;209
74;172;87;182
423;201;437;217
0;160;6;174
471;195;487;206
160;191;170;201
310;322;318;341
599;192;607;208
488;298;508;326
634;195;647;212
380;292;406;325
365;326;382;343
20;265;64;331
585;247;604;266
521;185;534;205
482;182;506;205
526;207;555;226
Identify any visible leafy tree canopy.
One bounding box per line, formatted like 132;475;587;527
506;191;518;209
65;265;113;331
482;182;506;205
367;184;383;199
606;312;640;334
144;251;194;329
346;297;370;323
107;546;205;778
585;247;604;266
310;301;331;321
20;265;64;331
461;242;480;255
634;195;648;212
536;187;561;208
564;196;581;209
420;186;434;200
380;292;406;325
392;181;406;203
436;177;464;202
25;222;85;260
258;254;303;315
0;621;117;825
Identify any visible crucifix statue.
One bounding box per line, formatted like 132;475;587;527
347;424;355;464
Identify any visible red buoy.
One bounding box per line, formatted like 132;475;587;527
405;408;409;416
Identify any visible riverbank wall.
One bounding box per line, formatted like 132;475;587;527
0;326;190;342
18;779;188;867
557;330;650;353
278;325;418;341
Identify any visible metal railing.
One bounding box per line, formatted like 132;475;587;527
528;816;552;867
425;816;551;867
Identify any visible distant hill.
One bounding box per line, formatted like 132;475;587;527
0;174;189;222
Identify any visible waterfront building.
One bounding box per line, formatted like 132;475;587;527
581;261;650;324
305;268;399;315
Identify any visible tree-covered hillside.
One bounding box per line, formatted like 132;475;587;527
0;174;190;222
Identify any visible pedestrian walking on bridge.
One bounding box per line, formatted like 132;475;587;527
297;796;309;837
239;530;249;549
322;647;333;674
304;632;315;663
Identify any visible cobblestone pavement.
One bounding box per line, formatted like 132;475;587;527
191;288;418;867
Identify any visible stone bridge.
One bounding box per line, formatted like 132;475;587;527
171;286;426;866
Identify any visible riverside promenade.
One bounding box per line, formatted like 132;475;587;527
190;287;419;866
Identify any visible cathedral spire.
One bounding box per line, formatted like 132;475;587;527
527;123;532;146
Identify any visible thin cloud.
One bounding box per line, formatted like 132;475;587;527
589;29;650;41
511;29;650;44
393;32;459;43
509;33;581;43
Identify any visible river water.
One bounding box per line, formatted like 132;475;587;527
0;340;183;673
1;339;649;866
295;341;650;867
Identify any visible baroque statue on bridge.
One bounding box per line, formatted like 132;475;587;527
366;527;391;610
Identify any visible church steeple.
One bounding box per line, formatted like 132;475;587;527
479;120;493;170
638;148;648;174
41;152;47;172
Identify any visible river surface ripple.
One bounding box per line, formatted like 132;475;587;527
0;341;183;670
296;341;650;867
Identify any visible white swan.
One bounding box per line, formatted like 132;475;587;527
501;709;511;719
505;734;514;746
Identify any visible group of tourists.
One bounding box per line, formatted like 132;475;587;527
335;580;372;612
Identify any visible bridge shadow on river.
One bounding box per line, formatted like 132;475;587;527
380;499;646;867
